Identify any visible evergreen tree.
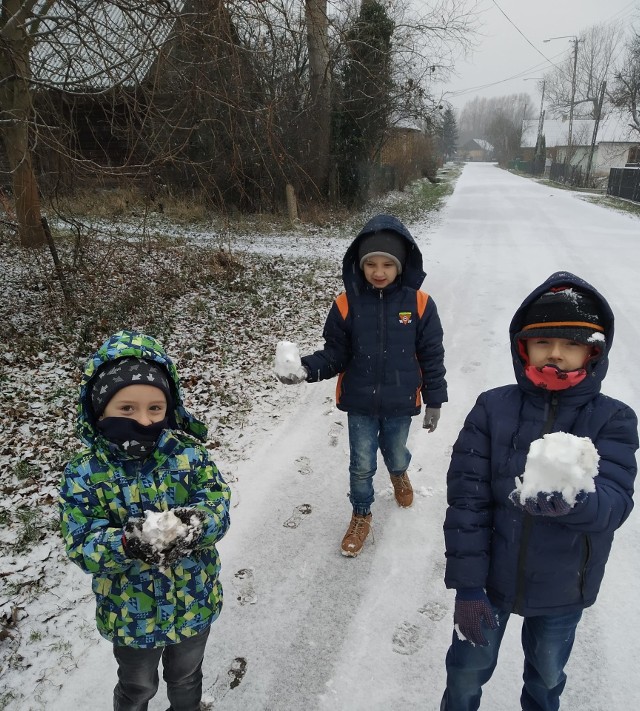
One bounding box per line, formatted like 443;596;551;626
440;107;459;162
332;1;394;205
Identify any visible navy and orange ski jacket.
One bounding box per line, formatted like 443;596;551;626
301;214;447;417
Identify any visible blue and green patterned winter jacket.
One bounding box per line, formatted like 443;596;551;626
59;330;231;648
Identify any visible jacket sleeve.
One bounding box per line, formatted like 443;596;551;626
187;446;231;549
443;395;493;589
558;404;638;533
300;298;352;381
59;457;131;575
416;296;447;406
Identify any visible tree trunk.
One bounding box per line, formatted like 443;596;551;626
0;3;46;247
305;0;331;195
1;122;45;247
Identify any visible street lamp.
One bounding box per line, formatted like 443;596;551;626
544;35;579;162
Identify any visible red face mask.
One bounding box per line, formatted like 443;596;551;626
524;364;587;390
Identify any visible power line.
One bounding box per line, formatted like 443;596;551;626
489;0;562;69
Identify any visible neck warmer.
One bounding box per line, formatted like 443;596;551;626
97;417;168;459
524;364;587;391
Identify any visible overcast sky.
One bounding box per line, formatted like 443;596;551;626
443;0;639;112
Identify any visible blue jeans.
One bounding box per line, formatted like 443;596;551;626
441;606;582;711
347;413;412;515
113;627;210;711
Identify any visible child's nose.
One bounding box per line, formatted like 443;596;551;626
135;413;153;426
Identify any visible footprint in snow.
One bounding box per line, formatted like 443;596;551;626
328;421;343;446
418;600;448;622
229;657;247;689
283;503;312;528
296;455;312;476
392;621;424;655
203;657;248;703
234;568;257;605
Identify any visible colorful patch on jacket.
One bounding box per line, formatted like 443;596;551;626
399;311;412;325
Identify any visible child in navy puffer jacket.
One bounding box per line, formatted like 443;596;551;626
441;272;638;711
276;214;447;557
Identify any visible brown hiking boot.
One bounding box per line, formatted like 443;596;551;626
390;472;413;507
341;512;372;557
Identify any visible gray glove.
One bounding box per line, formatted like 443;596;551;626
423;407;441;432
276;365;308;385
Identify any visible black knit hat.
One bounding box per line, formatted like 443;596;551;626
90;357;173;418
358;231;407;274
517;287;606;345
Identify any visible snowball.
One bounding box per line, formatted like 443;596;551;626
274;340;306;379
513;432;599;506
133;510;188;551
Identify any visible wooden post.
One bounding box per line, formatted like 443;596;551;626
285;184;299;224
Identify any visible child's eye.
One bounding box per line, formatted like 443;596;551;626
150;405;165;412
120;405;134;413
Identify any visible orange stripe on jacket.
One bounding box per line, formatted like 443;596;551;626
417;290;429;318
335;292;349;320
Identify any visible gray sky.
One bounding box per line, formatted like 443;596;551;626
443;0;639;112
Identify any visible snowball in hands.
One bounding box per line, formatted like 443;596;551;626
134;511;190;551
274;340;307;381
513;432;599;505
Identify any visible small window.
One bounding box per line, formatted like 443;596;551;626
628;145;640;164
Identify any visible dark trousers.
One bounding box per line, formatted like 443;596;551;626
113;627;210;711
441;606;582;711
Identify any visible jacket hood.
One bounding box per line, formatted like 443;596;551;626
76;330;207;448
510;271;613;393
342;214;425;294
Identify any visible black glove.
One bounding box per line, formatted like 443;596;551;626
454;588;498;647
510;490;573;517
122;518;165;566
163;508;206;564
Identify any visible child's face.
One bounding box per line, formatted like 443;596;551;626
526;337;591;371
362;255;399;289
101;384;168;425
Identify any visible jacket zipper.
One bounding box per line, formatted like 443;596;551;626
374;289;385;415
513;393;558;614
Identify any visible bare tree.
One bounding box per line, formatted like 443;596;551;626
458;93;533;164
610;33;640;137
543;22;624;121
0;0;181;247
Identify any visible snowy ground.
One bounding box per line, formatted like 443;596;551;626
2;163;640;710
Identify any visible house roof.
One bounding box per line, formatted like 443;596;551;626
461;138;494;152
521;115;639;148
30;2;183;91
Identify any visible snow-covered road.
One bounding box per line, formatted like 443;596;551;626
46;163;640;710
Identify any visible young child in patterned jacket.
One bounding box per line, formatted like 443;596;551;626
276;213;447;557
59;330;230;711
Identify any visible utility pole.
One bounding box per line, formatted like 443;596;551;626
524;77;546;143
567;37;579;159
544;35;580;165
585;80;606;185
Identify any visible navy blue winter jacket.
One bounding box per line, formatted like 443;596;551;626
301;214;447;417
443;271;638;616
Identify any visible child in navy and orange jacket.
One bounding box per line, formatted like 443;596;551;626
441;272;638;711
276;214;447;556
